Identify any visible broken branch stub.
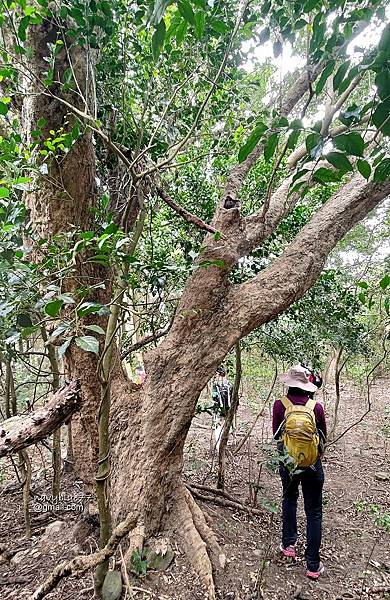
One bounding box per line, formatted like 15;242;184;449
0;381;81;457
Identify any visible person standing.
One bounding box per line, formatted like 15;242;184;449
211;365;232;452
273;365;327;579
301;362;323;399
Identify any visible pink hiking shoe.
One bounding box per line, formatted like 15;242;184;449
306;562;325;579
280;543;297;559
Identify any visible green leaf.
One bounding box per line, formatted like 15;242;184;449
375;71;390;101
21;325;40;337
238;122;267;162
378;23;390;52
295;18;307;30
175;20;188;44
325;152;353;173
44;299;64;317
304;0;320;10
177;0;195;26
273;40;282;58
63;67;73;86
85;324;106;335
75;335;100;355
357;159;371;180
356;281;368;290
358;291;366;304
305;132;322;157
211;20;230;34
18;15;30;42
380;274;390;290
214;231;221;241
17;313;33;327
287;130;300;150
77;301;108;316
313;168;341;184
372;99;390;137
152;19;166;61
103;222;118;234
194;11;205;39
315;60;336;95
264;132;278;162
333;132;364;157
290;119;304;130
0;102;8;116
0;187;10;198
373;158;390;182
333;61;350;90
292;168;309;183
58;337;72;358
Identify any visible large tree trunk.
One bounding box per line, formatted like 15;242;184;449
108;175;390;597
21;20;105;484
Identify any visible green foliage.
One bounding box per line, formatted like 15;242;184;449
354;501;390;534
0;0;389;374
130;548;149;577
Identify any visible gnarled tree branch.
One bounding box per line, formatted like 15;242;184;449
228;176;390;337
0;381;81;457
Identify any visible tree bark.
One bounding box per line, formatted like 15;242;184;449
20;19;107;484
0;381;80;457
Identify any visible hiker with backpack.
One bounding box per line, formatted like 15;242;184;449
211;365;233;452
273;364;327;580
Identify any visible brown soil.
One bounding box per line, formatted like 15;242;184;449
0;378;389;600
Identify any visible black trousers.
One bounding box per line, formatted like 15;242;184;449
279;459;324;571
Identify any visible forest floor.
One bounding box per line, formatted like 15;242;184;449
0;377;389;600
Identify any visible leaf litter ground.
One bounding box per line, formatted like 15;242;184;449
0;378;389;600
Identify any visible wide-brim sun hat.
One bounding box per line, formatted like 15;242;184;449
280;364;318;392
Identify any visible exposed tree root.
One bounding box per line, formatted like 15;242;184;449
171;484;220;600
187;484;265;517
31;482;228;600
184;487;226;570
189;481;248;505
31;511;136;600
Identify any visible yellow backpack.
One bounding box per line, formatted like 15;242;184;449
281;397;319;468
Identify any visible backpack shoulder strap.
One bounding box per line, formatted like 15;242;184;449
281;396;292;409
305;399;316;412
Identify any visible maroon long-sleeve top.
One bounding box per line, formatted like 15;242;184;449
272;392;327;439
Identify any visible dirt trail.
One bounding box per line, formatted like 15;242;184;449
0;378;389;600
